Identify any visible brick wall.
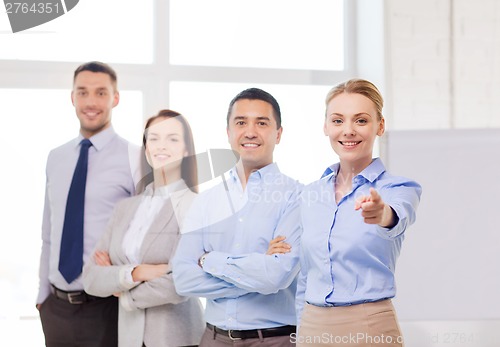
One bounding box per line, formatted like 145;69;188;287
386;0;500;129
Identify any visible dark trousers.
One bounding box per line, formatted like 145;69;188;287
39;293;118;347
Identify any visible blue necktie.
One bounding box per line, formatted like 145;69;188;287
59;139;92;283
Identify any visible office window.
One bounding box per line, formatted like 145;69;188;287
0;0;154;63
170;0;345;70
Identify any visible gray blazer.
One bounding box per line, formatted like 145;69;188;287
83;181;205;347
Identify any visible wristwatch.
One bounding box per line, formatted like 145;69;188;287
198;253;208;268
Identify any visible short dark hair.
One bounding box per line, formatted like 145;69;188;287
73;61;118;90
226;88;281;129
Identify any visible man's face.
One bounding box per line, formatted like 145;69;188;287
71;71;119;138
227;99;282;171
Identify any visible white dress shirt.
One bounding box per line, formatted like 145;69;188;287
123;180;183;264
37;126;144;303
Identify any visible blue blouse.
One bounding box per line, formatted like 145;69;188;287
296;158;422;321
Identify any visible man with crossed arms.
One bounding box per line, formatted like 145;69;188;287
173;88;301;346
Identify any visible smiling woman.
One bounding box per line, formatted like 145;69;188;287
324;89;385;192
145;116;186;172
143;109;198;192
82;109;204;347
296;79;422;347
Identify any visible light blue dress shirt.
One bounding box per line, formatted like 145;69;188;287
296;158;422;321
172;163;302;330
37;127;144;303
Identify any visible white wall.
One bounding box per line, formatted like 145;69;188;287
386;0;451;129
386;0;500;130
383;1;500;346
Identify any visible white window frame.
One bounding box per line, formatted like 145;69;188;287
0;0;357;121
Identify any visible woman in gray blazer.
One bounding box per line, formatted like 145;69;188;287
83;110;204;347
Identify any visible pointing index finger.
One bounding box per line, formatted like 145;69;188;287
369;188;381;202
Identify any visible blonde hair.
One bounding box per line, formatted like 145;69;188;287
325;79;384;121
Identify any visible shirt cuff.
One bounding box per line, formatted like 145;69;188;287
203;251;230;277
119;291;136;312
119;265;141;290
376;204;406;239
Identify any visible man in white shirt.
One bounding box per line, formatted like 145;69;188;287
36;61;144;347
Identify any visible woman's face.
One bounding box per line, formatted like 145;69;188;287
145;117;187;172
324;92;384;167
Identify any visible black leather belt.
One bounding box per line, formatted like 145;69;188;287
206;323;295;340
51;285;102;304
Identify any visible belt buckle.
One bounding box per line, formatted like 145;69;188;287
67;292;84;304
228;330;242;341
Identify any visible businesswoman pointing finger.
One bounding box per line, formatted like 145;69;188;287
296;79;422;347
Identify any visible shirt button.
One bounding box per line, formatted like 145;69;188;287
238;218;243;222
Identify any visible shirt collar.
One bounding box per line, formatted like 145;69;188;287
228;162;280;184
321;163;340;180
143;179;187;198
321;158;386;183
75;126;116;152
